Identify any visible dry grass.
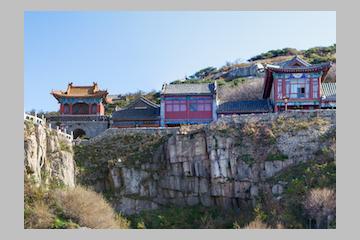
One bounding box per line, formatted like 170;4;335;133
233;218;285;229
218;78;264;102
54;186;129;229
25;201;55;229
243;217;270;229
253;55;293;65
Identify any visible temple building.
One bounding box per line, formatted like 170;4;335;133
263;56;332;112
49;82;111;139
111;97;160;128
51;82;110;115
160;83;217;127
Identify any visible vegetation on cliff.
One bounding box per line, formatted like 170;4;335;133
128;204;252;229
71;112;335;229
24;120;129;229
24;179;130;229
74;133;169;187
125;152;335;229
248;44;336;63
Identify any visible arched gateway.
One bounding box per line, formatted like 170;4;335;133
73;128;86;139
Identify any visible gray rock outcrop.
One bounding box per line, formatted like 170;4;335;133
75;110;336;215
24;121;75;188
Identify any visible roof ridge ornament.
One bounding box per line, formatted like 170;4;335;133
66;82;73;94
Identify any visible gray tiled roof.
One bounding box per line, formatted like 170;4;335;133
217;99;272;114
265;62;331;73
161;83;216;95
112;108;160;120
276;55;311;68
321;82;336;101
112;97;160;120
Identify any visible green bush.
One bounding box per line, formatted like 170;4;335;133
268;158;336;228
241;154;255;165
128;205;244;229
266;153;288;161
52;217;79;229
59;139;72;153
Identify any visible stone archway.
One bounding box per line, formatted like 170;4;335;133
73;128;86;139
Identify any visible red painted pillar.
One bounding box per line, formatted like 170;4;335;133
274;79;278;100
60;104;64;114
69;104;73;115
97;104;101;115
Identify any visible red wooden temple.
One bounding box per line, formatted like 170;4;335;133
51;82;111;115
263;56;332;112
160;83;217;127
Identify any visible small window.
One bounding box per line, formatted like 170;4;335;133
173;104;180;112
166;104;173;112
190;103;197;112
298;87;306;98
180;104;186;111
204;104;211;111
198;104;204;111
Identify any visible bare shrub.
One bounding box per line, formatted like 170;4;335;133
234;219;285;229
276;223;285;229
25;201;55;229
243;217;270;229
115;213;131;229
218;78;264;102
303;188;336;228
54;186;128;229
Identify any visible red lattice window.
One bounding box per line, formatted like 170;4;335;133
189;99;212;112
165;100;186;112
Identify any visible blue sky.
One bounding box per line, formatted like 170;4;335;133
24;11;336;112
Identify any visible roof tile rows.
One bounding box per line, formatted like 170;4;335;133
51;82;110;103
217;99;272;114
112;97;160;120
161;83;216;95
321;82;336;101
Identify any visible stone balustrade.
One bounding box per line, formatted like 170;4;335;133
24;112;46;125
24;112;73;141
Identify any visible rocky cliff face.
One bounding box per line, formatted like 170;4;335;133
24;121;75;188
74;110;335;215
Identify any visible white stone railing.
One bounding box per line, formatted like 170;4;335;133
24;112;73;141
24;112;46;125
54;126;73;141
